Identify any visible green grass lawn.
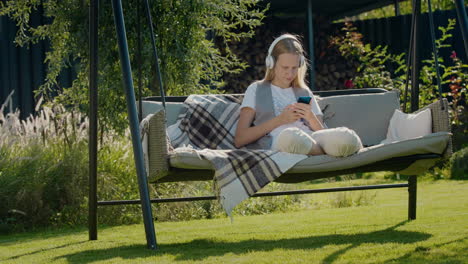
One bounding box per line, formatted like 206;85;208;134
1;180;467;264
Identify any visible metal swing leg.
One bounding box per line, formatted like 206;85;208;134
408;175;417;220
454;0;468;61
410;0;421;112
88;0;98;241
306;0;316;91
111;0;157;250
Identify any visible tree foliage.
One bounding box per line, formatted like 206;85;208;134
355;0;456;20
333;19;467;128
0;0;267;133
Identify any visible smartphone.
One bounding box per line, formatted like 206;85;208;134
297;96;312;104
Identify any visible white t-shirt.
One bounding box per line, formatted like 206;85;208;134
240;82;323;141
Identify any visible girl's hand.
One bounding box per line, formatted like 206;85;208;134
278;105;301;124
292;102;316;121
292;102;325;131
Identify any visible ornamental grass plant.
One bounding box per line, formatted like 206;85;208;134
0;94;90;233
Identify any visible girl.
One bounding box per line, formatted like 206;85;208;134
235;34;363;157
234;34;326;155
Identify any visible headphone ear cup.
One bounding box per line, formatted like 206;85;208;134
265;55;274;69
299;55;305;67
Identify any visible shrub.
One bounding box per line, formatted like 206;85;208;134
330;22;405;90
333;19;467;122
0;96;151;233
449;146;468;180
328;191;376;208
0;100;89;233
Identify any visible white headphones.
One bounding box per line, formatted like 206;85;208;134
265;34;305;69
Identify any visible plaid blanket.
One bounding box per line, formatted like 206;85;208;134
167;94;307;216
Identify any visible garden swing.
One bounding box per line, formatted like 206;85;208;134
88;0;468;250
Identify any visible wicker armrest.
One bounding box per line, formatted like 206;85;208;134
147;110;172;181
415;99;452;158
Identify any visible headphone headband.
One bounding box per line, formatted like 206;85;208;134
265;34;304;69
267;34;299;56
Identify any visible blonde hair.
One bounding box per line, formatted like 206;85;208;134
263;34;308;88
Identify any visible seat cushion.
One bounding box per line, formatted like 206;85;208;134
169;132;451;175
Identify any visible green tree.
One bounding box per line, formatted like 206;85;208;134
0;0;267;133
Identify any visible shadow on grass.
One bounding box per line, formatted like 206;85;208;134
55;221;433;263
3;241;89;261
0;227;88;247
0;225;115;247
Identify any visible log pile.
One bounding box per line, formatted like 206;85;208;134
313;16;361;90
219;16;361;93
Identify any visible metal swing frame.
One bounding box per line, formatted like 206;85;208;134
88;0;468;249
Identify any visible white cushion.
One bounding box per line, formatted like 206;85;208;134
272;127;316;155
381;109;432;144
310;127;363;157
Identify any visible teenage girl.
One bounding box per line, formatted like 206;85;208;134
234;34;325;155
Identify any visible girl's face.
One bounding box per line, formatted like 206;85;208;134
272;53;300;88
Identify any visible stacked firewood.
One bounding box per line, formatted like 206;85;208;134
219;16;361;93
313;16;362;90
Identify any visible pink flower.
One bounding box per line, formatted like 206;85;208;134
450;84;461;98
344;79;354;89
450;51;457;59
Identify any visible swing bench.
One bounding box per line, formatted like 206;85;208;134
88;0;468;250
141;89;451;185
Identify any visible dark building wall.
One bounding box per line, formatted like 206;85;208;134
0;6;75;118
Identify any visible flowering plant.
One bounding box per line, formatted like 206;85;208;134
344;79;354;89
334;19;466;128
444;51;467;126
331;22;405;90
